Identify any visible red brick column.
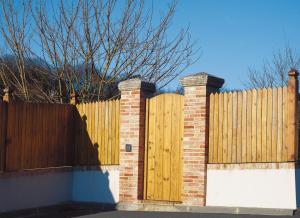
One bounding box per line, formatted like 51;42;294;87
118;78;155;205
180;73;224;206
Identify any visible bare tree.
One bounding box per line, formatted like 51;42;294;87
0;0;198;103
246;46;300;88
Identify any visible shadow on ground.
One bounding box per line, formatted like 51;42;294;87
0;203;115;218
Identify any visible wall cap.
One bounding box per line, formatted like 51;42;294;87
118;78;156;92
180;72;224;88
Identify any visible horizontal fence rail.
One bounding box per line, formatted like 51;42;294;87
208;86;298;164
74;100;120;166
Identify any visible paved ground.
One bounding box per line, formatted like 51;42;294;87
2;205;300;218
76;211;297;218
23;210;300;218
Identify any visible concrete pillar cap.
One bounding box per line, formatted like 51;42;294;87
118;78;156;92
180;72;224;88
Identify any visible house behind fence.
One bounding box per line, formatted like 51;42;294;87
0;70;299;215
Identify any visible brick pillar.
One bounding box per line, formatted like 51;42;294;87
180;73;224;206
118;78;155;205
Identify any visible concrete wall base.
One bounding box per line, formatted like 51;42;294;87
117;202;294;216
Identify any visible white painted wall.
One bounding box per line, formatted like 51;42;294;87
72;167;119;204
0;171;72;213
206;168;297;209
0;167;120;213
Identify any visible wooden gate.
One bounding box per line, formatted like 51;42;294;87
144;93;184;202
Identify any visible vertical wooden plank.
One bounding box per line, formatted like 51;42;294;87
23;103;32;169
5;103;15;171
89;102;93;164
241;91;247;163
222;93;228;163
0;102;7;172
94;102;100;165
40;104;48;167
101;101;106;165
272;88;278;162
155;95;164;200
282;87;288;161
94;102;98;158
54;104;60;166
236;92;243;163
20;103;27;169
251;89;257;162
111;100;116;165
78;104;84;165
108;100;112;164
227;93;233;163
246;90;252;162
218;93;223;163
178;95;184;201
89;102;94;165
32;103;39;168
256;89;262;162
146;97;156;200
143;98;149;199
261;89;268;162
65;105;73;166
170;96;178;201
104;101;108;165
81;103;86;165
287;73;298;161
267;88;273;162
35;104;42;167
162;94;172;200
98;102;103;164
208;94;214;163
213;93;219;163
232;92;238;163
116;100;120;164
83;103;88;165
277;88;283;162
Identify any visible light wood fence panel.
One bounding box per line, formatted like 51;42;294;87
144;93;183;202
208;86;297;163
74;99;120;165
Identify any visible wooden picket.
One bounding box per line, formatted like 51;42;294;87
0;101;7;172
209;85;298;163
74;99;120;166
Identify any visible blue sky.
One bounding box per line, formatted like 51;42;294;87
158;0;300;90
3;0;299;90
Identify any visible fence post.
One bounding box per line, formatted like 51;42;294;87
2;87;12;102
0;87;10;172
287;69;299;161
117;78;155;208
180;72;224;206
70;92;78;105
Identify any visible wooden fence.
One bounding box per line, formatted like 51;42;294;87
208;79;298;163
0;101;7;171
0;102;74;171
74;100;120;165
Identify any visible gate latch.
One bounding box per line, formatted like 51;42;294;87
125;144;132;152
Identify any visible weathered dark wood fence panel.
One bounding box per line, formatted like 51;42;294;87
0;101;7;172
4;102;74;171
